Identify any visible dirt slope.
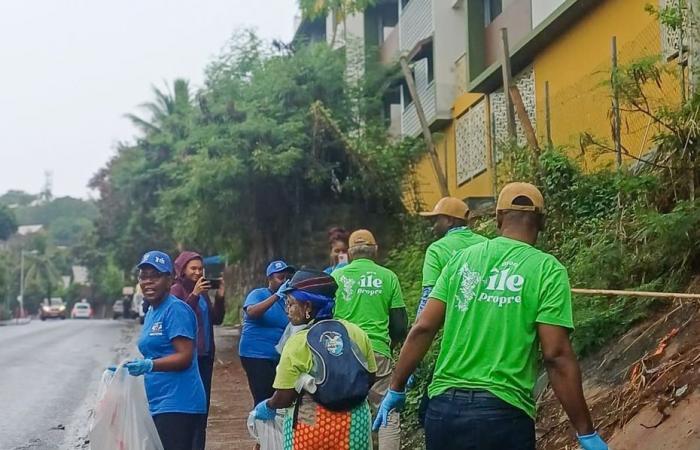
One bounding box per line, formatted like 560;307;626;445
537;288;700;450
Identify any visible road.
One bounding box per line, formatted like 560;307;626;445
0;319;139;450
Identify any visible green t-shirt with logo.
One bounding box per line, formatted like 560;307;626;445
332;259;405;358
428;236;574;418
422;227;488;287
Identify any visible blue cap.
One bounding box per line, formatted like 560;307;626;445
266;260;295;277
137;251;173;274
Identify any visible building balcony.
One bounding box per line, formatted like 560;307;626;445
400;0;433;56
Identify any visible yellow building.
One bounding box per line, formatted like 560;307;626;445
407;0;683;211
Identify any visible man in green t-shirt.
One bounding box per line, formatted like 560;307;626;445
333;229;407;450
374;183;608;450
417;196;488;315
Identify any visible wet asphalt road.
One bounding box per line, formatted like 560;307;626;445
0;319;139;450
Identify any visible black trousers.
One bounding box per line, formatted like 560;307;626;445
240;356;278;406
192;355;214;450
153;412;204;450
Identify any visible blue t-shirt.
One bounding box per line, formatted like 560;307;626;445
138;295;206;415
239;287;288;360
198;295;211;355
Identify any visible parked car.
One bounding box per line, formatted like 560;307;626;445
40;298;66;320
71;302;93;319
112;299;124;319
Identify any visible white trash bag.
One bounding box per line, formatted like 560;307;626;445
89;365;163;450
247;411;285;450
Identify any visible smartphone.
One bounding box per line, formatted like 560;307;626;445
206;278;221;290
203;269;222;290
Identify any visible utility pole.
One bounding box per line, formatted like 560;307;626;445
19;250;25;319
611;36;622;170
500;28;516;140
399;54;449;197
690;0;700;95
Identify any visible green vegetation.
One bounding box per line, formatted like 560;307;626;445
90;30;421;297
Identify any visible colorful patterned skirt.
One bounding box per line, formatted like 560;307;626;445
283;396;372;450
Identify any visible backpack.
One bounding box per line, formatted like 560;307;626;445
306;320;372;411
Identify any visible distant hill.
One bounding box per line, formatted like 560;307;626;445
0;191;97;246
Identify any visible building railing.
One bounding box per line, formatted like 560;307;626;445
402;80;436;137
400;0;433;53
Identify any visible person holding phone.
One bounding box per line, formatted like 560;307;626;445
170;251;226;450
240;260;295;406
323;227;349;274
127;251;206;450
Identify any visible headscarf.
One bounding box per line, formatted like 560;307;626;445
289;289;335;321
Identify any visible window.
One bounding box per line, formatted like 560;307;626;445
485;0;502;24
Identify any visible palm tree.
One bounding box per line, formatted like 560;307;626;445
23;252;62;304
125;78;193;137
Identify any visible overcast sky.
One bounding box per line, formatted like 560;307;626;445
0;0;298;199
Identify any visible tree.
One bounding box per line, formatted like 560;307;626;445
297;0;377;46
0;205;17;240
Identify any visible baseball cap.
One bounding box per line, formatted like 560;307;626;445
280;268;338;298
496;182;545;213
266;260;296;277
349;229;377;248
419;197;468;220
137;251;173;274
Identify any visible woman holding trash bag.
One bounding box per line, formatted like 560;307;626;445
252;268;378;450
171;251;226;450
240;260;295;406
126;250;206;450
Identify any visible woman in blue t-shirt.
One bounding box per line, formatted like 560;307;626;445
125;251;206;450
239;260;294;405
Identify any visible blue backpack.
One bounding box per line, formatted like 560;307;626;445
306;320;372;411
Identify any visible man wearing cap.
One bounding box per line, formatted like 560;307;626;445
239;260;296;406
417;196;487;316
374;183;608;450
332;229;407;450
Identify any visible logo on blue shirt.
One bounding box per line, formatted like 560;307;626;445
150;321;163;336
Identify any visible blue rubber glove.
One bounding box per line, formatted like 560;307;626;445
372;389;406;431
276;281;290;300
253;400;277;421
577;431;608;450
125;359;154;376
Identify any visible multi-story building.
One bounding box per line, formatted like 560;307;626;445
297;0;681;211
409;0;682;210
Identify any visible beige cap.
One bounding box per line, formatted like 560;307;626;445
419;197;468;220
349;229;377;247
496;182;545;213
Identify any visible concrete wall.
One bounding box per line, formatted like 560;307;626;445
531;0;566;28
433;0;466;119
532;0;669;167
484;0;532;66
403;92;494;212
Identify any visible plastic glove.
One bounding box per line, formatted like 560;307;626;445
577;431;608;450
253;400;277;421
125;359;154;376
372;389;406;431
275;281;290;300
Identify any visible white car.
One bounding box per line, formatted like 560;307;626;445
71;302;93;319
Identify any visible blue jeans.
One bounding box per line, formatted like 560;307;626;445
424;389;535;450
